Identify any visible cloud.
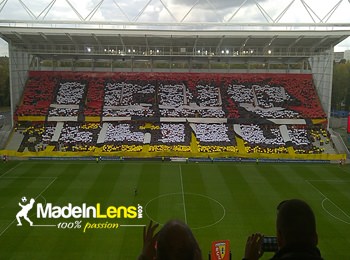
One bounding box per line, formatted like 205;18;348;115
0;0;349;23
167;0;267;10
0;0;349;55
0;39;8;57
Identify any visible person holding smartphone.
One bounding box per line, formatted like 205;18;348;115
243;199;323;260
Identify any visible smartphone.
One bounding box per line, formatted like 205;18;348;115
262;236;278;252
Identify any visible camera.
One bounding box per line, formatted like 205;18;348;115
262;236;278;252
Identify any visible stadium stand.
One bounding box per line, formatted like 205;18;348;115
8;71;337;159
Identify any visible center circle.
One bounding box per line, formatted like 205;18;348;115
145;192;225;229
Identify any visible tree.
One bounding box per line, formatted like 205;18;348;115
0;56;9;107
332;62;350;111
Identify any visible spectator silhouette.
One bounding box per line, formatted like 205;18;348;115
244;199;323;260
138;220;202;260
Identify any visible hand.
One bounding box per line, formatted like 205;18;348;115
244;233;264;260
138;220;159;260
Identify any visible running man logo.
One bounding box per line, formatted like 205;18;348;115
211;240;230;260
16;197;35;226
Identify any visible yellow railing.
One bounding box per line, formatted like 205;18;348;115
0;148;346;161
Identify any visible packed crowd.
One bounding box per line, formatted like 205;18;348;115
55;81;86;105
287;125;326;154
48;107;80;117
196;84;221;107
12;72;332;156
103;107;154;117
15;74;56;117
104;123;145;144
103;82;156;117
16;72;326;120
104;82;155;106
61;123;101;152
158;123;185;144
240;124;285;147
13;120;330;155
227;84;300;119
195;123;233;144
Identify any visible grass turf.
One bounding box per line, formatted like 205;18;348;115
0;161;350;259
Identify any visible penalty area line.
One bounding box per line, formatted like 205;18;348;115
179;165;188;225
0;162;23;178
0;177;57;237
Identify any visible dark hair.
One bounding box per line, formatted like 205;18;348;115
276;199;317;246
156;220;202;260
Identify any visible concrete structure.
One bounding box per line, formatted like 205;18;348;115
344;50;350;60
0;0;349;129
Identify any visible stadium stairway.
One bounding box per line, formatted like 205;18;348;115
97;123;108;144
190;132;199;153
5;131;24;151
235;136;246;153
45;145;56;152
142;144;150;153
51;122;64;142
0;123;11;150
287;146;295;155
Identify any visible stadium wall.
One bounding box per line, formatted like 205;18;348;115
0;149;346;161
38;67;309;74
309;50;334;129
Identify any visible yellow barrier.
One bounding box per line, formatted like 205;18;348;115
311;118;327;125
0;148;346;161
17;116;46;121
85;116;101;122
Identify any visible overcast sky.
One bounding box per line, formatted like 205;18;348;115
0;0;350;56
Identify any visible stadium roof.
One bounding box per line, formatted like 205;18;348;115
0;0;350;62
0;24;349;63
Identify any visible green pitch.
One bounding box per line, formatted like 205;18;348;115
0;161;350;259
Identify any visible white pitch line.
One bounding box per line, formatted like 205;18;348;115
306;180;332;201
35;177;57;199
0;220;16;236
306;180;350;224
321;199;350;225
0;177;57;237
179;165;188;225
0;162;22;178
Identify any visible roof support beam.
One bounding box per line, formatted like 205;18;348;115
66;33;78;46
181;0;200;23
145;35;149;51
311;36;329;51
37;0;56;20
92;34;101;45
18;0;36;20
13;32;25;43
65;0;84;21
240;36;251;51
119;34;125;51
134;0;152;22
193;36;199;51
264;35;278;49
216;35;225;52
323;0;343;23
39;32;54;45
288;36;303;49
